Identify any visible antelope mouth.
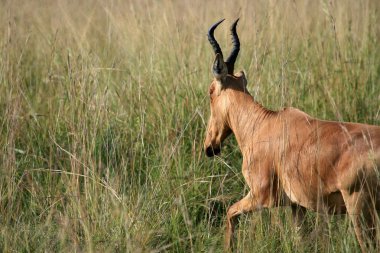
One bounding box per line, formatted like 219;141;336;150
205;146;221;157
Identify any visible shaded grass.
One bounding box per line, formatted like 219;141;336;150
0;0;379;252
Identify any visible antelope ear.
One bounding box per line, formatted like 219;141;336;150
236;70;247;87
212;53;228;82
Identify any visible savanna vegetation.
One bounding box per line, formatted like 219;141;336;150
0;0;379;252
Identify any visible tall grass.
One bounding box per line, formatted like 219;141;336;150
0;0;379;252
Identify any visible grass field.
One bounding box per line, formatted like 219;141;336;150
0;0;379;252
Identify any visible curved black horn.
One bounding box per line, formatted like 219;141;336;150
226;18;240;74
207;19;225;57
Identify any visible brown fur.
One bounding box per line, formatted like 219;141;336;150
204;64;380;252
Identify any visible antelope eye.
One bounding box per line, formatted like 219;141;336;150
209;85;215;97
209;92;216;103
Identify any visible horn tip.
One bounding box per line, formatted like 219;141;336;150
208;18;225;34
231;18;240;29
217;18;226;24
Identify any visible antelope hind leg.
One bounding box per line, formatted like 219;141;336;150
341;189;378;252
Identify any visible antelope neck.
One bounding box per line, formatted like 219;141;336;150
226;90;276;153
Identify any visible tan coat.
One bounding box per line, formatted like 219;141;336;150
204;65;380;252
204;19;380;252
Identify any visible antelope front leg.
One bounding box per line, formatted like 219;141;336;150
291;205;307;232
225;192;260;250
291;204;307;244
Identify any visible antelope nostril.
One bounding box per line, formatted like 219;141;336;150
205;146;221;157
206;146;214;157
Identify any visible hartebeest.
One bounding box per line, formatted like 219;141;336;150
203;19;380;252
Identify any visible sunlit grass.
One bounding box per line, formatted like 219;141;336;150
0;0;379;252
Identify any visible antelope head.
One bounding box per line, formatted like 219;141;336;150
204;18;247;157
